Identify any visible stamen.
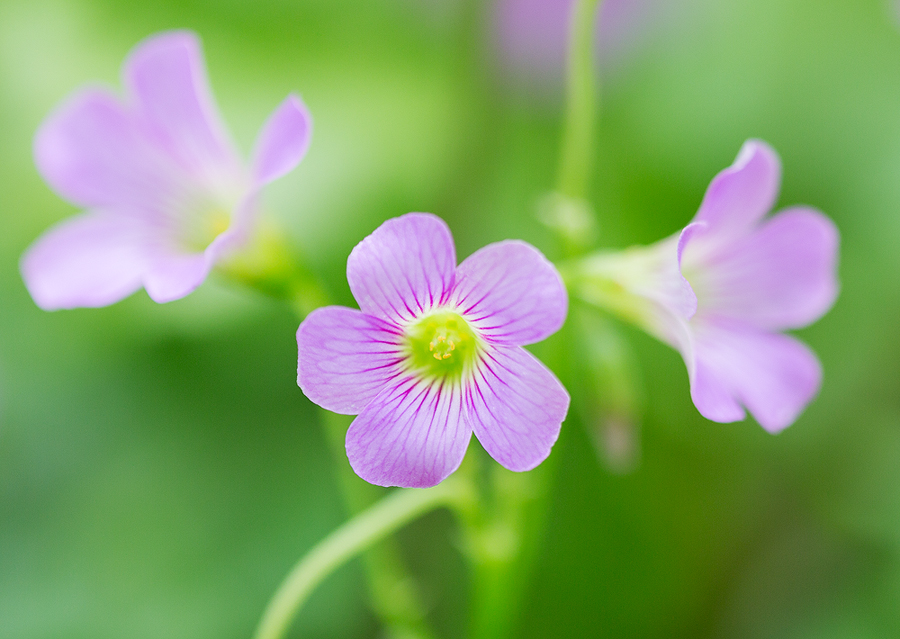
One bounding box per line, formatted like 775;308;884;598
403;310;479;379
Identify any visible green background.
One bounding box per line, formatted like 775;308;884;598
1;0;899;637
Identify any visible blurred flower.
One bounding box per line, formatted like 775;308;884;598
492;0;668;93
297;213;570;488
571;140;839;432
22;30;311;310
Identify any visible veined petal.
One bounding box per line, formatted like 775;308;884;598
347;213;456;324
124;30;243;190
466;346;569;472
688;321;822;433
693;139;781;240
143;250;211;303
684;207;839;331
297;306;405;414
251;94;312;185
346;376;471;488
34;89;179;211
20;212;147;310
451;240;567;346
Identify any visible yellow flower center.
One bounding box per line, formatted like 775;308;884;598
404;310;480;380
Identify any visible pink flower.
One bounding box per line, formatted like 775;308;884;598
22;30;311;310
297;213;570;488
492;0;665;91
573;140;839;432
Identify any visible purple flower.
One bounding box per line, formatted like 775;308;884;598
21;30;311;310
574;140;839;432
297;213;570;488
492;0;667;92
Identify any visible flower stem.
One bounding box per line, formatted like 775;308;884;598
216;222;328;318
320;411;439;639
253;478;471;639
556;0;603;200
463;401;566;639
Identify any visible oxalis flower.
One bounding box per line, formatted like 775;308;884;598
570;140;839;432
493;0;668;95
297;213;570;488
21;30;311;310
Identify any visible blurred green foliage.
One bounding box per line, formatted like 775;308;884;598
1;0;899;637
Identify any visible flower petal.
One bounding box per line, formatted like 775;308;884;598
450;240;568;345
346;377;471;488
466;346;569;472
347;213;456;324
20;212;147;310
143;251;211;303
685;207;839;331
688;321;822;433
693;139;781;240
297;306;405;414
124;30;242;189
673;222;703;318
573;227;699;347
34;89;178;210
251;94;312;185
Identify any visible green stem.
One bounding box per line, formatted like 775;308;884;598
571;305;643;473
556;0;603;200
320;412;438;639
466;463;553;639
253;479;470;639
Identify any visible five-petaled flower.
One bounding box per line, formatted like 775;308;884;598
22;30;311;310
297;213;570;488
571;140;839;432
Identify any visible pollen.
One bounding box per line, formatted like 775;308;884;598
404;310;479;379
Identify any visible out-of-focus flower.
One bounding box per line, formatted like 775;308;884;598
492;0;667;93
22;30;311;310
297;213;570;488
570;140;839;432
